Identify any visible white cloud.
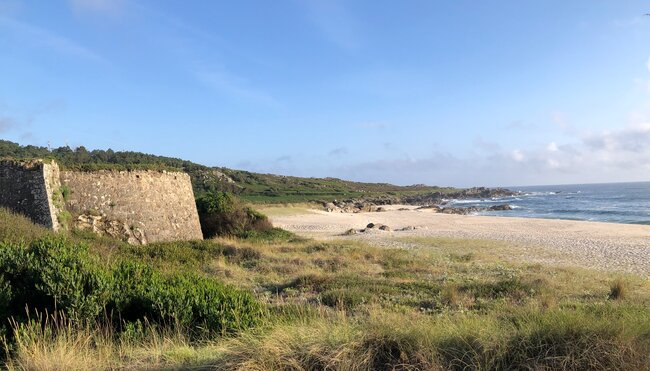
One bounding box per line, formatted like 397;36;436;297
633;78;650;93
546;158;561;169
584;123;650;153
511;149;525;162
0;16;105;63
326;121;650;187
194;67;279;108
551;111;568;129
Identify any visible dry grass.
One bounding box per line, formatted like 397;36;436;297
4;313;220;370
9;305;647;370
0;208;51;244
609;277;628;300
2;208;650;369
256;204;318;217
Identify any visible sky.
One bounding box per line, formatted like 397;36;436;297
1;0;650;187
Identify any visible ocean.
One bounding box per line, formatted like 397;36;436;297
447;182;650;225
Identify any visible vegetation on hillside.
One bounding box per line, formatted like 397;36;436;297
196;191;278;239
1;208;649;369
0;140;458;203
0;210;264;351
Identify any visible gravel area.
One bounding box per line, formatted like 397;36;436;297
269;205;650;276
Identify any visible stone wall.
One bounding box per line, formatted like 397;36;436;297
60;169;203;244
0;159;61;230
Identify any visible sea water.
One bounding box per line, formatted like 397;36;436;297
447;182;650;225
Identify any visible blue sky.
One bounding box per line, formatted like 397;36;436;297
1;0;650;187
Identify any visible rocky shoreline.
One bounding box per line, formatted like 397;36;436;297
417;204;513;215
321;187;518;214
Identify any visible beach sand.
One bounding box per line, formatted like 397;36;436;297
267;205;650;276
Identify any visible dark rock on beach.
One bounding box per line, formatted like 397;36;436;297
419;204;513;215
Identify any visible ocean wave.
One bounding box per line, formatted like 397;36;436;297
450;199;484;204
521;191;562;197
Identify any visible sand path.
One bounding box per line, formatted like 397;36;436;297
268;205;650;276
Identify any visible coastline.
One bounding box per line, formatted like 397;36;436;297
267;205;650;276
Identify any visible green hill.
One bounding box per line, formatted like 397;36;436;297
0;140;460;203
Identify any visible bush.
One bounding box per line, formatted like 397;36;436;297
236;227;297;242
109;261;266;337
0;237;111;322
0;237;265;342
608;278;627;300
196;192;272;238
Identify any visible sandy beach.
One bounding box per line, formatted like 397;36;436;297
268;205;650;276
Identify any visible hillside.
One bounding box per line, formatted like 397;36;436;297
0;140;493;204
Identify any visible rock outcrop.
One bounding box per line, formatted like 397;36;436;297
323;199;391;213
402;187;516;205
418;204;513;215
76;214;148;245
321;187;518;214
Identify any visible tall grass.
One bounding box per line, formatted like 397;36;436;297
8;304;646;370
2;207;650;369
0;208;51;244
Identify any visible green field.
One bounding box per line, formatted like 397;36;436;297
1;208;649;369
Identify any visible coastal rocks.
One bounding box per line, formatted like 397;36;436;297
366;223;391;231
488;204;513;211
397;225;419;231
402;187;518;205
322;187;518;214
342;228;358;235
418;204;513;215
417;205;443;212
322;200;388;213
342;223;393;235
341;224;424;235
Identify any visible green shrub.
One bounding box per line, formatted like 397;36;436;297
0;276;12;321
108;261;265;337
196;192;272;238
236;227;297;242
0;237;264;343
0;237;111;322
320;288;370;310
118;240;262;269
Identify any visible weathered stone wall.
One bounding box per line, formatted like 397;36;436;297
0;159;61;230
60;169;203;243
43;161;63;231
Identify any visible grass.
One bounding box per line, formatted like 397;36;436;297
1;208;650;369
0;208;52;244
256;204;318;217
609;277;628;300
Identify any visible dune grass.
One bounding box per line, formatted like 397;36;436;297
0;208;52;244
1;208;650;369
